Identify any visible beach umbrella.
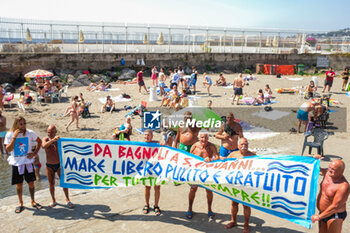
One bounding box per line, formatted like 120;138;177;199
272;35;279;47
26;28;32;42
24;69;53;79
166;106;222;129
157;32;164;45
265;36;271;47
78;30;85;43
143;33;149;44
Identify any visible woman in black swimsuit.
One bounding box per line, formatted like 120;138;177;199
341;67;349;91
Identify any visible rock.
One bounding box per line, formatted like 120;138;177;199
223;70;234;74
76;74;91;86
119;68;136;80
74;70;83;77
59;69;75;76
0;72;21;84
91;74;103;83
71;80;85;87
51;76;61;83
67;74;75;85
2;83;16;93
110;72;119;79
185;67;192;74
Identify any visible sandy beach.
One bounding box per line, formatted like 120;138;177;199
0;73;349;233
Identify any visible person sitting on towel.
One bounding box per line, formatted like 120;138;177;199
101;96;115;113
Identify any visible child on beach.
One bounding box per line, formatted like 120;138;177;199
203;73;213;95
158;68;167;96
151;66;158;86
65;96;80;131
252;89;264;105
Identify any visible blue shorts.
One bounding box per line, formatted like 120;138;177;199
0;130;6;138
192;79;197;86
297;109;309;122
159;81;166;87
219;145;239;158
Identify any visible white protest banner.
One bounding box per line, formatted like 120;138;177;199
58;138;319;229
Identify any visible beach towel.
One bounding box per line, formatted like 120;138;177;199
222;85;233;89
156;87;171;94
98;95;132;104
275;88;296;94
235;97;277;106
95;88;121;92
251;109;290;120
285;77;304;81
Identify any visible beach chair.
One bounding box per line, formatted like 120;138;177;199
3;93;14;108
50;91;61;103
301;128;328;156
61;85;69;97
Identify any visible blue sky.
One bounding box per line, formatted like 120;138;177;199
1;0;349;31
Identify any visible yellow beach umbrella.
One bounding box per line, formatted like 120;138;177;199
157;32;164;45
143;33;149;44
78;30;85;43
272;35;279;47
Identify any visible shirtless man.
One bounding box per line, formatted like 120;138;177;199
215;73;227;86
226;138;256;233
233;73;245;105
215;113;243;159
186;131;219;220
101;95;115;113
297;101;315;133
172;111;200;153
311;156;349;233
142;129;161;216
42;125;73;208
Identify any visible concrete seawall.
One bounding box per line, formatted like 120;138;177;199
1;53;350;83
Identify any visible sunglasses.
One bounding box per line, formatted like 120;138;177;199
19;122;26;126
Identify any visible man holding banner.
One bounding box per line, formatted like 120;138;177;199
216;113;243;159
172;111;200;152
226;138;256;233
142;129;161;216
186;131;219;220
42;125;73;208
311;157;349;233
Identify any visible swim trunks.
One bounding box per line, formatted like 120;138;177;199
219;146;239;158
234;88;243;95
46;163;60;173
322;211;347;223
324;80;333;87
138;81;145;86
179;143;192;153
297;109;309;122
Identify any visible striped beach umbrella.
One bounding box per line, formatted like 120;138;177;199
24;69;53;79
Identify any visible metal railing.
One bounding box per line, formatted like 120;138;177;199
1;17;348;54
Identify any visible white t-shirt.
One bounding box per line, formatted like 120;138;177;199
4;129;38;166
178;70;185;77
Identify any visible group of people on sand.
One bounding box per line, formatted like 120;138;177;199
296;97;328;134
0;110;348;233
